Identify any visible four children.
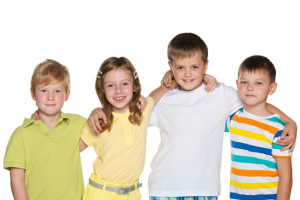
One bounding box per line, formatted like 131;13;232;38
3;33;297;200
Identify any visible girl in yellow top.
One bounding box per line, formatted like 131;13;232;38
79;57;177;200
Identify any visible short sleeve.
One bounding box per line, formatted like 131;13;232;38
81;124;98;147
272;129;292;158
224;86;243;116
143;97;154;120
225;116;231;133
148;104;158;127
3;129;26;170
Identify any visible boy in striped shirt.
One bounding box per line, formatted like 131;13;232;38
226;55;292;200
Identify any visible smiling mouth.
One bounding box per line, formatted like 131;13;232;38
114;96;125;101
183;79;194;83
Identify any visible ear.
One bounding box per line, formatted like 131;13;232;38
65;90;70;101
236;79;239;88
269;82;277;95
31;89;36;100
203;60;209;74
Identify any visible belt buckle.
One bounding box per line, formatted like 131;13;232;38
117;187;130;194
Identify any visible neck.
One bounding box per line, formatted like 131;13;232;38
38;111;61;131
243;103;271;117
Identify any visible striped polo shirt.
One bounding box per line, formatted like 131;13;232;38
226;108;292;200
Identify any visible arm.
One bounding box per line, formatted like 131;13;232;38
161;70;220;92
276;157;292;200
10;168;28;200
267;104;297;151
79;138;88;152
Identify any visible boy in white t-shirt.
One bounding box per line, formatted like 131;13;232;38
87;33;297;200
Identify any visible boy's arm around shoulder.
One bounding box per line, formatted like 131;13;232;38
276;157;292;200
267;104;297;151
10;167;28;200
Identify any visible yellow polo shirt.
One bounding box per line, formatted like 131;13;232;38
3;113;86;200
81;97;154;184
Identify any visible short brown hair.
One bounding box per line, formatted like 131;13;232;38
238;55;276;83
168;33;208;64
95;57;142;132
31;59;70;94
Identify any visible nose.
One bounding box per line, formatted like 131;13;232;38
114;85;122;94
184;68;191;77
47;92;54;100
247;83;254;91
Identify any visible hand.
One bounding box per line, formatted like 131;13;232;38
30;110;39;120
88;108;107;135
276;122;297;152
203;74;220;92
161;70;176;88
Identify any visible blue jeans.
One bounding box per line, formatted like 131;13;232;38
150;197;218;200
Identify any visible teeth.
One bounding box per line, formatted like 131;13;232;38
114;97;124;100
184;79;193;82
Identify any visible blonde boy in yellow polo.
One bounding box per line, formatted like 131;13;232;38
3;59;86;200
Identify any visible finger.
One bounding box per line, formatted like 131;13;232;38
280;142;293;151
92;117;101;135
205;84;212;92
89;117;99;135
276;137;294;146
102;114;108;124
280;130;288;140
94;116;102;132
289;143;295;153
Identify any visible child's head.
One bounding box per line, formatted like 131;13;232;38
30;59;70;117
237;55;277;111
95;57;142;132
31;59;70;94
167;33;208;91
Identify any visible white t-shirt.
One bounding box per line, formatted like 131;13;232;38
148;83;242;197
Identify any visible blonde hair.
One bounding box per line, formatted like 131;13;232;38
95;57;142;132
31;59;70;94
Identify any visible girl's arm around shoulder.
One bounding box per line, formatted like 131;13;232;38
150;80;178;104
276;157;292;200
10;167;28;200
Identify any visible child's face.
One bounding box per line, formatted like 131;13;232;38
237;70;277;111
169;52;208;91
31;81;69;118
103;68;134;114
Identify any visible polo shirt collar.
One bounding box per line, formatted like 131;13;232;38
112;109;130;120
22;112;70;128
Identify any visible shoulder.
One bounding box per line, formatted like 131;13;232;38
266;115;285;134
142;96;155;117
63;113;87;124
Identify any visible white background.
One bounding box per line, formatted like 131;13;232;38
0;1;299;199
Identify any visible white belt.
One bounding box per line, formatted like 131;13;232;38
89;179;142;195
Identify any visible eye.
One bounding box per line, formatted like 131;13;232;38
106;84;114;88
176;66;184;70
256;82;263;85
192;65;199;70
122;82;130;86
41;89;47;93
55;90;62;93
240;81;247;84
